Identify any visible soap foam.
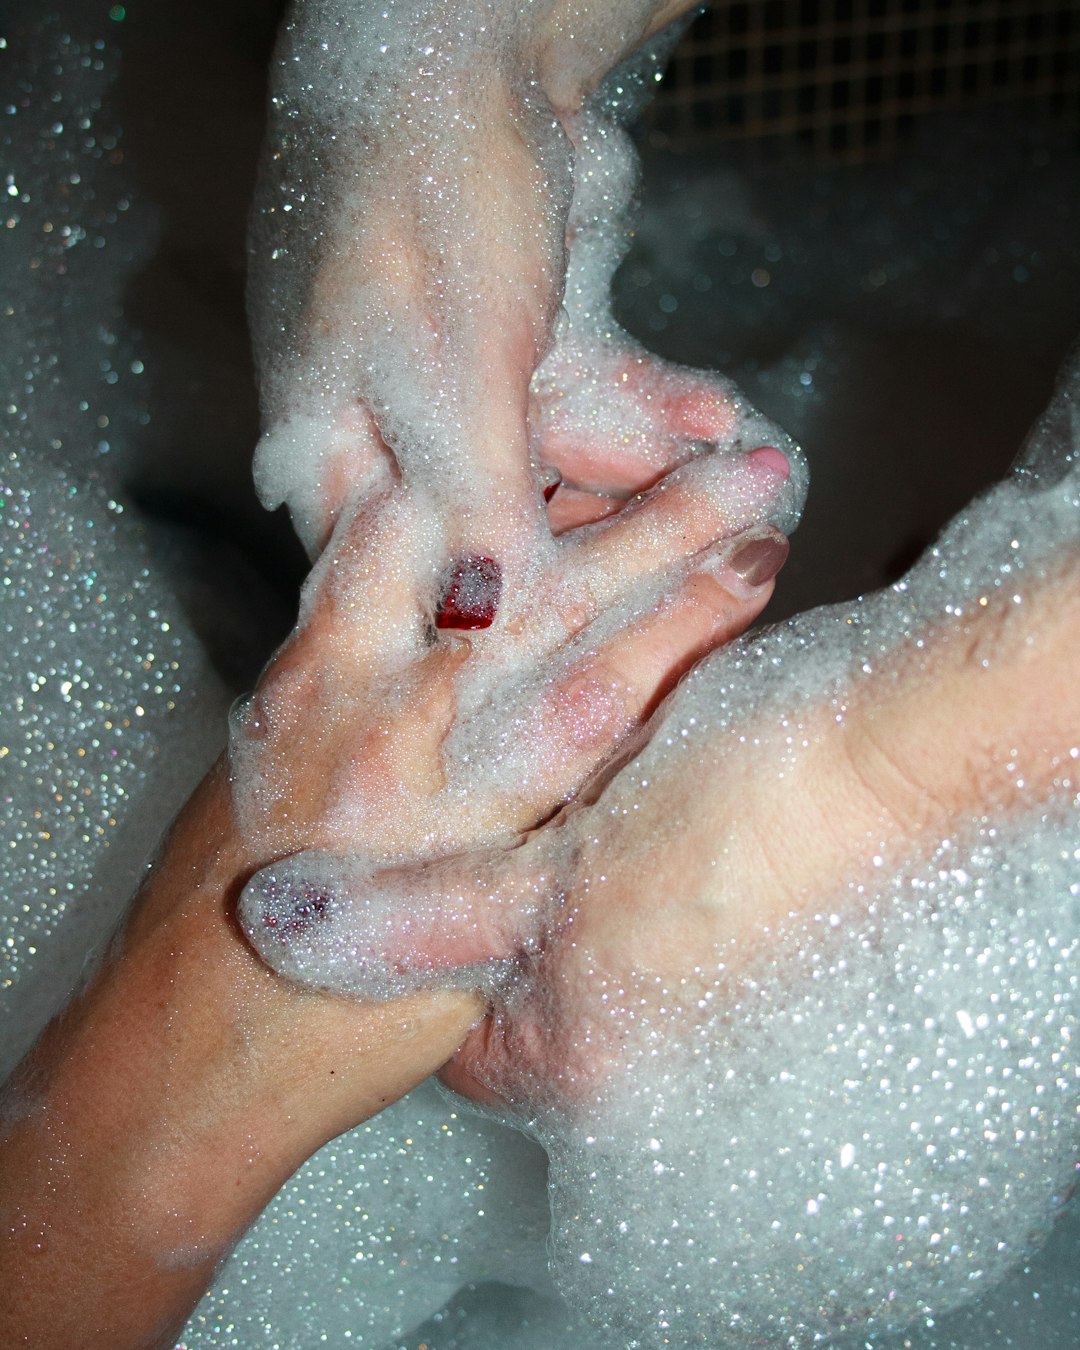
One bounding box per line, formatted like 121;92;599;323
534;810;1080;1348
0;16;226;1077
4;6;1079;1349
461;361;1080;1347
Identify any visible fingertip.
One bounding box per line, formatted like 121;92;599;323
747;444;791;482
727;524;790;587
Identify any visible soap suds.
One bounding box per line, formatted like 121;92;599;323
3;5;1079;1349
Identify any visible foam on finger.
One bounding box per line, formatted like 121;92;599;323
239;847;553;1002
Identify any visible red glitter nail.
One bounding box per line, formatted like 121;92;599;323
538;464;562;503
435;555;502;630
262;881;332;936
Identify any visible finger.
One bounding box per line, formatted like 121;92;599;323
239;842;556;1002
253;401;399;561
557;445;797;626
246;487;434;740
294;486;433;670
546;484;624;533
420;434;543;561
402;421;550;635
531;347;739;497
523;525;789;806
401;281;558;571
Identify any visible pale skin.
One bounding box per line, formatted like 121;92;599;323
0;449;791;1346
439;560;1080;1108
260;0;744;556
2;2;1078;1349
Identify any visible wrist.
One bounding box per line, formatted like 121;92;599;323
117;759;483;1161
1;760;481;1350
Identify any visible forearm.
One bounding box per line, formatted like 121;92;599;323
844;556;1080;832
772;558;1080;922
0;762;480;1350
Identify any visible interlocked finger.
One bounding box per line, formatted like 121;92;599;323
555;447;794;631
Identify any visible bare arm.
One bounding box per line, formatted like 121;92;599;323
0;425;789;1350
0;762;479;1350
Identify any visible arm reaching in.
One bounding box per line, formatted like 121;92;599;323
260;412;1079;1345
249;0;792;553
0;434;793;1350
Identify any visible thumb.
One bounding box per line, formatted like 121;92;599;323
237;838;560;1002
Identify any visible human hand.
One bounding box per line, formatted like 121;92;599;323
236;435;798;991
437;558;1080;1108
433;535;1076;1348
240;463;1080;1346
241;542;1079;1101
250;0;772;555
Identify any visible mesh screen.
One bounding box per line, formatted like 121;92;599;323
646;0;1080;159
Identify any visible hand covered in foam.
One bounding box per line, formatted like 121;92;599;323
246;384;1080;1346
430;424;1076;1345
234;436;802;996
249;0;768;554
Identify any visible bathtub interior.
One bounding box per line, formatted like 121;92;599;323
3;4;1080;1348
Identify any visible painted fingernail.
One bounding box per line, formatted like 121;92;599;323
435;555;503;630
728;527;790;587
539;465;562;503
747;445;790;481
260;880;334;936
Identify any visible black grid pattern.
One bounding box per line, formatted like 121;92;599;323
647;0;1080;159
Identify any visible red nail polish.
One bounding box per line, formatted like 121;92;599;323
537;464;562;503
263;882;332;936
435;556;502;630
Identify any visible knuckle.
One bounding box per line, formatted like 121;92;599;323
554;659;636;748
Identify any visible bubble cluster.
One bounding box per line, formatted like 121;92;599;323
3;4;1079;1349
0;15;223;1077
541;811;1080;1347
2;17;157;481
180;1079;559;1350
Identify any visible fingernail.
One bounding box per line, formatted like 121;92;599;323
259;879;334;937
747;445;790;482
727;527;790;587
436;555;503;630
690;444;795;530
537;464;562;503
